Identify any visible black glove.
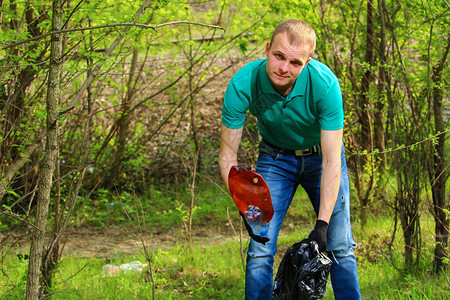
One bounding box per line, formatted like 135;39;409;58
240;212;270;245
308;220;328;252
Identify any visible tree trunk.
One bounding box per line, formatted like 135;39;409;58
357;0;376;226
26;0;62;298
430;37;449;272
360;0;374;156
372;0;386;172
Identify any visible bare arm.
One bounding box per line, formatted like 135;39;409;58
219;124;243;191
318;128;343;223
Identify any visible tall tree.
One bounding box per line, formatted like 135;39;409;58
429;37;449;271
26;0;62;298
426;6;449;272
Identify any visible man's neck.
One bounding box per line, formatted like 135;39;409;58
276;82;295;97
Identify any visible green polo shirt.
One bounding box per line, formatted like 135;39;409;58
222;58;344;150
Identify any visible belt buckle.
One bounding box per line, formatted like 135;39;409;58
295;147;314;156
295;149;311;156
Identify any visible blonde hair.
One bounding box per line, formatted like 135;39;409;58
270;19;316;57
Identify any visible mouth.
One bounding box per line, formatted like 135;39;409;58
274;72;289;79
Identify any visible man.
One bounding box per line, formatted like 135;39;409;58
219;19;361;300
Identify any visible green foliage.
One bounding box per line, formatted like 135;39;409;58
77;181;234;232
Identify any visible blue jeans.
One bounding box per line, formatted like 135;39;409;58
245;140;362;300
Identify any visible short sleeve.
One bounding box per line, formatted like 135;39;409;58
317;79;344;131
221;76;251;129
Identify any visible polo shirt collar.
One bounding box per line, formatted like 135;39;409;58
259;59;309;98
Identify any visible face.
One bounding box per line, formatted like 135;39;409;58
265;32;311;97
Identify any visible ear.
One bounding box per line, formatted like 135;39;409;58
265;42;271;57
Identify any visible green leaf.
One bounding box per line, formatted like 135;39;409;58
2;204;12;211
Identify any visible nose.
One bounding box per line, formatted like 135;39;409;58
278;60;289;73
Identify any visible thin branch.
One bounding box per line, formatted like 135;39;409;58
0;129;46;200
60;263;88;284
154;20;225;30
2;21;226;50
227;207;246;273
0;209;42;232
347;129;450;158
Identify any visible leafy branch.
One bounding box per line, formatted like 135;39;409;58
2;21;226;50
348;128;449;157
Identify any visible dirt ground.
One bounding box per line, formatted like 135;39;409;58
2;223;239;260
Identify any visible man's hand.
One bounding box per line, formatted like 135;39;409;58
308;220;328;252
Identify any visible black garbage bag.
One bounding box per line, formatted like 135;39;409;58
273;239;332;300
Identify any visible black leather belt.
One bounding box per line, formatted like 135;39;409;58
262;139;321;156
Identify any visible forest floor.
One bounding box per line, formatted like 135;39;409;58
4;212;309;262
4;223;241;259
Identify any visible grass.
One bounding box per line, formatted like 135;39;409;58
1;182;449;299
78;182;236;232
2;224;449;299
